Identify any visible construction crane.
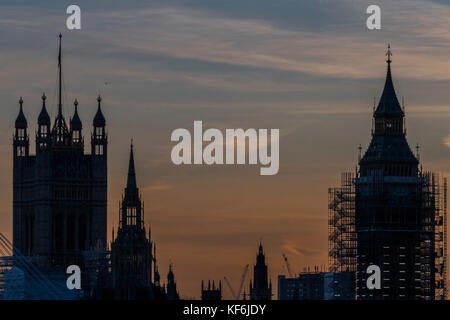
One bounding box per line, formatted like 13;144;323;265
236;264;249;300
223;276;236;299
224;264;250;300
282;253;293;278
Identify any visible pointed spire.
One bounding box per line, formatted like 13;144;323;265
38;93;50;125
93;94;105;127
71;99;82;130
374;44;403;117
58;33;62;117
126;140;137;190
15;97;27;128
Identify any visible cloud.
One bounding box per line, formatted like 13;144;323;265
281;243;320;257
442;135;450;148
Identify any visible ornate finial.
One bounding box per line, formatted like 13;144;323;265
42;93;46;101
59;33;62;39
74;99;78;106
386;43;392;64
19;97;23;106
97;94;102;103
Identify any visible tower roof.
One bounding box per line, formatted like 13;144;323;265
127;141;137;190
15;97;27;128
71;99;82;130
93;95;105;127
38;93;50;125
374;44;404;117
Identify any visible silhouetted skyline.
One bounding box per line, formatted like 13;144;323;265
1;0;450;298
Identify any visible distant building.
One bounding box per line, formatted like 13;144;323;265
278;271;355;300
166;264;180;300
249;242;272;300
201;280;222;300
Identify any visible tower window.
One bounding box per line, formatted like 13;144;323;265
127;207;137;225
17;146;26;157
95;144;104;155
40;125;48;137
73;130;80;143
95;127;103;138
17;128;25;140
57;127;64;142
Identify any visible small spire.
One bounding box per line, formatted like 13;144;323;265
38;93;50;125
15;97;27;128
93;95;105;127
374;44;403;117
58;33;62;116
71;99;82;130
126;140;137;189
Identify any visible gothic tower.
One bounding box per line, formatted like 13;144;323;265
249;242;272;300
111;143;153;299
12;34;107;269
166;264;180;300
355;45;443;299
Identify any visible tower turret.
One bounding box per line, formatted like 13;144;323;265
14;97;29;157
92;95;107;156
37;93;50;152
70;99;83;147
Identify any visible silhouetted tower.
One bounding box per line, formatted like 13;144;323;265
111;143;153;299
166;264;180;300
355;45;438;299
249;242;272;300
202;280;222;300
12;34;107;268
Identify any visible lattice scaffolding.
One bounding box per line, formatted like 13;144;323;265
328;172;357;273
421;172;448;300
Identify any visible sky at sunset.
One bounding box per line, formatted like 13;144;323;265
1;0;450;299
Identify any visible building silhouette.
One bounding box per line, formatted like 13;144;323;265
110;143;179;300
13;34;107;270
328;45;447;300
166;264;180;300
278;271;354;300
201;280;222;300
8;34;180;300
249;242;272;300
111;143;152;299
